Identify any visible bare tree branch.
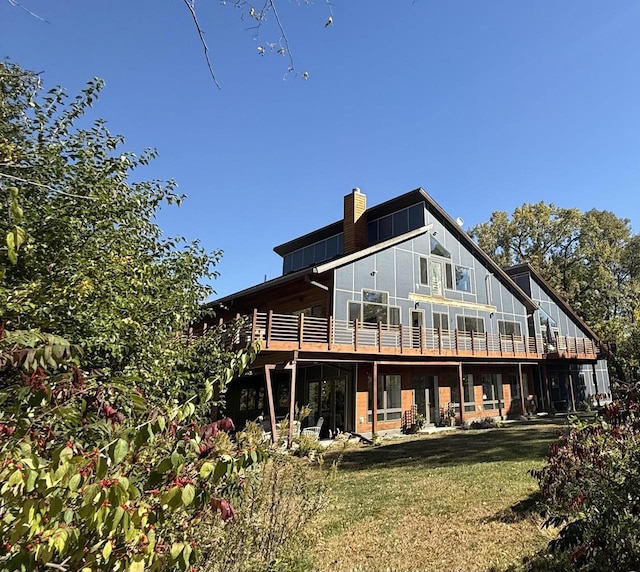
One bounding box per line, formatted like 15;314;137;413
182;0;222;90
0;172;97;200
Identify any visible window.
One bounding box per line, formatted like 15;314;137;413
430;235;451;258
481;373;503;410
293;306;323;318
463;373;475;412
363;289;388;324
368;374;402;421
367;204;425;245
419;257;429;285
538;307;557;328
433;312;448;331
282;233;344;274
239;387;264;412
456;316;485;333
499;321;522;336
349;290;398;327
431;260;444;296
455;266;472;293
348;301;361;322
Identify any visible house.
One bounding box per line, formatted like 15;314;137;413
206;188;610;439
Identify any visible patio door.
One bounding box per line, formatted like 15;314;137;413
307;376;347;437
413;374;439;425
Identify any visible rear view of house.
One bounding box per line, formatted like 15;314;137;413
208;188;610;438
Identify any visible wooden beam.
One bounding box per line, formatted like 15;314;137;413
264;365;278;444
372;362;378;436
288;361;297;448
542;363;552;412
592;362;600;407
568;372;577;412
518;363;526;417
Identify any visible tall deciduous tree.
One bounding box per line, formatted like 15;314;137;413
471;201;640;381
0;62;264;571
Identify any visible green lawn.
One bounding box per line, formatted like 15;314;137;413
314;420;568;572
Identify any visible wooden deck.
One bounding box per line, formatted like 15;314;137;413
234;310;599;361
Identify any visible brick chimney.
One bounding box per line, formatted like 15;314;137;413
343;188;367;254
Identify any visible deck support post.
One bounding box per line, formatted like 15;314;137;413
568;372;577;412
541;363;552;411
518;363;526;417
372;362;378;436
288;361;297;448
592;362;600;407
457;363;464;426
264;365;278;444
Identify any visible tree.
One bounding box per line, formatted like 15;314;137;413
471;202;640;381
0;61;265;571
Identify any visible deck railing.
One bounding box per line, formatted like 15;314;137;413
239;310;598;359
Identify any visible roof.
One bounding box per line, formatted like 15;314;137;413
505;263;602;343
213;187;539;313
213;224;432;306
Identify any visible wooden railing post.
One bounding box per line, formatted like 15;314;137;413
266;310;273;349
354;319;359;352
378;321;383;353
438;327;443;354
328;316;333;351
298;314;305;349
251;308;258;342
511;333;516;356
400;326;404;354
471;330;476;355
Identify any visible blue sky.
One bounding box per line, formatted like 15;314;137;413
2;0;639;298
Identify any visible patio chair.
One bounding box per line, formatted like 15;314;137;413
301;416;324;440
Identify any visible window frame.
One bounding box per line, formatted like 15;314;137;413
368;374;403;422
456;315;485;333
498;320;522;337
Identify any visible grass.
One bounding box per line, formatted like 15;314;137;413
314;419;570;572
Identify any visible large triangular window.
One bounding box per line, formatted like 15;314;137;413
430;235;451;258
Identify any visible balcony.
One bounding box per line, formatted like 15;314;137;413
235;311;599;361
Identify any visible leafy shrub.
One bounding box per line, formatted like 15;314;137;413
196;454;332;572
293;434;325;460
529;381;640;571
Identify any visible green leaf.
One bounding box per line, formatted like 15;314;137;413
102;540;113;561
111;438;129;465
68;473;82;492
60;446;73;463
170;542;184;561
128;555;145;572
199;461;214;479
181;483;195;506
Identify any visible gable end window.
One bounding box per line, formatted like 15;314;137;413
423;258;472;295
